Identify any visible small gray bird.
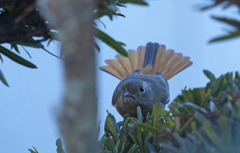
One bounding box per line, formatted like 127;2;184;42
100;42;192;117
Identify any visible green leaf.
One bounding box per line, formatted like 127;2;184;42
191;122;216;152
125;135;134;145
115;3;127;7
212;77;226;97
160;143;180;153
209;30;240;43
123;114;129;126
28;146;38;153
119;128;124;149
137;106;143;124
225;72;233;82
56;138;65;153
56;138;63;147
94;9;114;20
21;45;32;58
48;31;61;41
187;134;201;145
32;147;38;153
203;69;216;82
12;40;62;60
219;116;232;148
94;42;100;52
118;0;148;5
123;117;136;132
152;104;161;128
202;121;222;145
145;140;157;153
138;124;158;133
111;116;120;133
97;121;101;138
146;112;150;122
0;46;37;68
3;3;15;11
121;136;130;153
211;16;240;29
192;88;205;106
173;133;195;152
0;68;9;87
28;149;36;153
12;40;44;48
128;144;139;153
182;90;194;104
194;111;207;123
116;13;125;18
136;125;144;152
106;114;119;142
128;132;137;144
103;151;113;153
200;1;224;10
118;41;126;46
104;114;110;134
42;48;63;60
11;43;20;53
180;116;194;132
0;54;3;63
157;106;175;128
108;138;116;150
235;71;240;80
95;27;128;57
97;135;109;149
184;102;207;113
113;141;120;153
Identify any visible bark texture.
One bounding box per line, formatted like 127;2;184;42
37;0;97;153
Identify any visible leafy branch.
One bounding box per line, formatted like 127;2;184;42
0;0;148;86
201;0;240;43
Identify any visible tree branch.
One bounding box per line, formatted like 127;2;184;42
37;0;97;152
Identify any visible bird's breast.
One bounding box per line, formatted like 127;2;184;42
114;96;138;117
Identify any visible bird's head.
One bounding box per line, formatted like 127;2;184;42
122;79;154;105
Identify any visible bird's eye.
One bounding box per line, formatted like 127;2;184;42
140;86;145;92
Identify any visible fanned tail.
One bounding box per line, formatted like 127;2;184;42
99;42;192;80
144;42;159;67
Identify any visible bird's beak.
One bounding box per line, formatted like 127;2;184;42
124;91;134;98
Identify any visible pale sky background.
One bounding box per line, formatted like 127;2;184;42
1;0;240;153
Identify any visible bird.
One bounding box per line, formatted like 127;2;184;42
100;42;192;117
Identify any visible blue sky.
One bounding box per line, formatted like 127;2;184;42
1;0;240;152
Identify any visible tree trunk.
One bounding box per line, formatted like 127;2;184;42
37;0;97;152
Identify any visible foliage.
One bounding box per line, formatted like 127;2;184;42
97;70;240;153
56;138;65;153
28;138;65;153
201;0;240;43
0;0;148;87
28;146;39;153
27;70;240;152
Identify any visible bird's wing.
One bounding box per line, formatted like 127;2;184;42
99;43;192;80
